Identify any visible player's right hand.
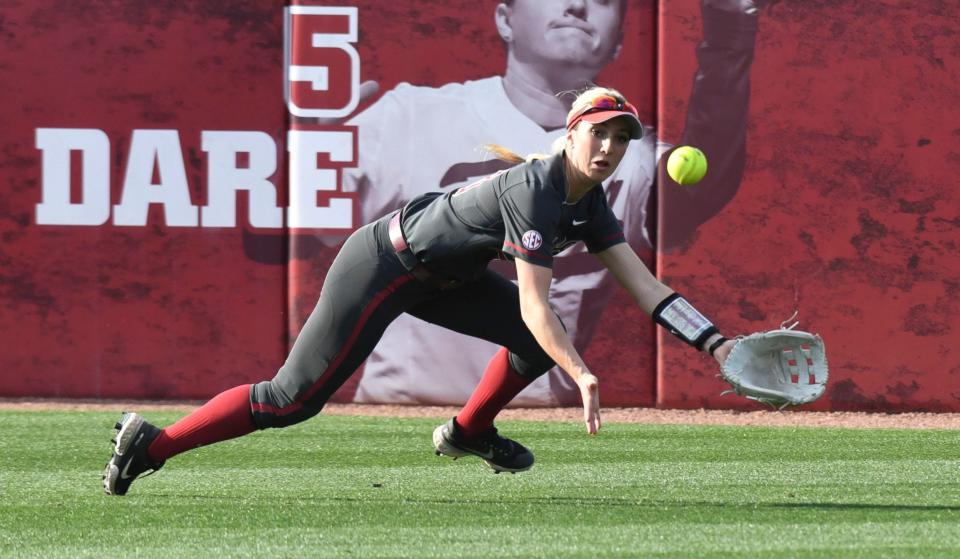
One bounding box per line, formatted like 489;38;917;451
577;372;601;435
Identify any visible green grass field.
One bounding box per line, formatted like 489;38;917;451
1;410;958;558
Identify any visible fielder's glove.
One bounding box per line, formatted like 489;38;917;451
720;326;828;409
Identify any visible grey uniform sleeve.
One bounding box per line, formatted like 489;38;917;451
499;181;561;268
659;2;759;248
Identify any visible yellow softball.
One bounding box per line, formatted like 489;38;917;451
666;146;708;185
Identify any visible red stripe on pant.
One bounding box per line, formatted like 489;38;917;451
251;274;412;417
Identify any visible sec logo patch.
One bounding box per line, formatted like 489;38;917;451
521;230;543;251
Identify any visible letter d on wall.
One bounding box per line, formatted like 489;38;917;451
285;6;360;119
35;128;110;226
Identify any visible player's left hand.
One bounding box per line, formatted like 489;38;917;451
577;372;601;435
711;339;738;367
719;329;829;408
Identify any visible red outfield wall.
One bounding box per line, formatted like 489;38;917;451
1;1;958;411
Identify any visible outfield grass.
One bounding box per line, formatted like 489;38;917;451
0;410;958;558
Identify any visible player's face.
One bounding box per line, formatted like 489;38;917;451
504;0;623;71
568;118;631;183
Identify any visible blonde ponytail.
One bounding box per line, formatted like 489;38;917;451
480;144;526;164
481;137;566;165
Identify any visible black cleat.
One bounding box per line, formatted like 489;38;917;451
432;417;534;473
102;412;165;496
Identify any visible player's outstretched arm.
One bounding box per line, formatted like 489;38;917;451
595;243;673;314
597;243;735;361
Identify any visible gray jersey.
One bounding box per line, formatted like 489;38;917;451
401;154;625;282
348;77;654;406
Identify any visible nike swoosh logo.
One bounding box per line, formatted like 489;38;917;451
120;457;136;480
119;433;145;480
475;448;495;460
572;219;588;226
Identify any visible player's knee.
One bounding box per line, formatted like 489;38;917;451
507;311;564;378
508;350;554;379
249;378;324;430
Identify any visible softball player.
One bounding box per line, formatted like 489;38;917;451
342;0;759;406
104;87;737;495
346;77;657;406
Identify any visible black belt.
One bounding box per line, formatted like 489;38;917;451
388;212;462;290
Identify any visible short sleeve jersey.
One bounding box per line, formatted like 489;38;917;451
400;154;626;282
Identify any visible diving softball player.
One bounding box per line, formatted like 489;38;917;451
345;77;657;406
339;0;759;406
104;87;737;495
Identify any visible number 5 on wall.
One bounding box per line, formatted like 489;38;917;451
284;6;360;119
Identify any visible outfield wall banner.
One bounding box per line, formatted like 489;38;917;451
3;1;958;411
1;0;661;406
1;2;291;399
